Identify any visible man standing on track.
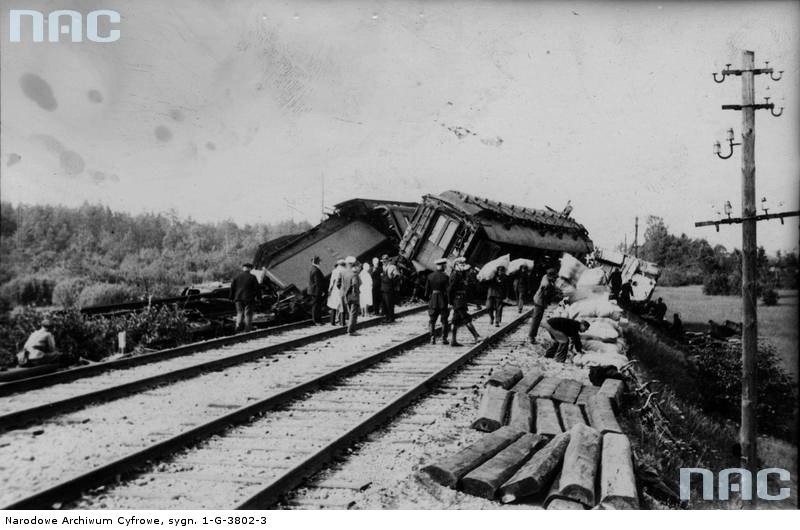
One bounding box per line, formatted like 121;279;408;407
308;256;326;325
513;264;530;314
230;263;260;333
380;255;398;323
426;258;450;344
486;265;508;327
449;257;482;346
529;267;558;343
341;256;361;335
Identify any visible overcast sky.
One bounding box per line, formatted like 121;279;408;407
1;0;798;253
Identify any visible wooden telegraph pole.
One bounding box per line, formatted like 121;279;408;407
697;51;793;496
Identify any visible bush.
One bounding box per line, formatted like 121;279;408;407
702;272;735;296
761;288;779;306
52;277;90;308
0;275;55;307
77;283;139;308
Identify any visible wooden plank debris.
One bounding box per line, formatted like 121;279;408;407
559;403;588;430
487;365;524;390
471;386;512;432
507;392;534;433
599;433;639;509
555;424;602;507
460;433;546;499
552;379;583;403
534;398;563;437
597;378;625;408
575;384;599;408
499;430;571;504
587;395;623;435
422;426;524;488
528;377;561;399
509;371;543;394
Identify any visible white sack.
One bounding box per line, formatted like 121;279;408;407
508;258;534;275
477;254;511;281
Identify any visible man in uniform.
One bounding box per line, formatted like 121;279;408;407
426;258;450;344
513;264;530;313
17;319;60;366
449;257;482;346
380;255;398;323
608;267;622;300
230;263;260;332
486;265;508;327
371;257;383;315
308;256;326;325
529;267;558;343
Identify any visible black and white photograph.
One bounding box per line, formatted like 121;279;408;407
0;0;798;515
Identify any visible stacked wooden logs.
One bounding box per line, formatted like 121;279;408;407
422;366;638;509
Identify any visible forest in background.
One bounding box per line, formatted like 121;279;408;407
0;201;311;310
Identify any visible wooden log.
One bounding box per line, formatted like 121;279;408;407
552;379;583;403
598;378;625;408
471;386;512;432
499;430;571;504
559;402;588;430
587;395;623;435
510;371;543;394
529;376;561;399
487;364;524;389
507;392;534;432
575;384;599;408
461;433;546;499
422;426;525;488
534;398;563;437
547;498;585;510
599;433;639;509
556;424;602;507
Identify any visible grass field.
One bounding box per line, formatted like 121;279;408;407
653;285;798;382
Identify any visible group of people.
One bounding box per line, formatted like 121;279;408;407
308;254;401;335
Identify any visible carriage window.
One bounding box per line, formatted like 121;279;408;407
438;221;458;249
427;216;448;244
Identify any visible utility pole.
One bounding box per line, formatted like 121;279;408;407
633;216;639;258
697;51;788;497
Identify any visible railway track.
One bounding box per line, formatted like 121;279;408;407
4;307;529;510
0;306;426;431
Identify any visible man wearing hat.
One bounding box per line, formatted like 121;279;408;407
308;256;326;325
513;264;531;314
18;318;60;366
448;257;482;346
529;267;559;343
230;263;260;332
340;256;361;334
425;258;451;344
380;255;398;323
485;265;508;327
370;257;383;316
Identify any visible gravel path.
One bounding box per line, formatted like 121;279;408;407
281;308;590;509
0;308;429;507
67;311;513;509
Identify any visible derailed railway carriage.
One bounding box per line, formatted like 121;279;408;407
398;190;594;272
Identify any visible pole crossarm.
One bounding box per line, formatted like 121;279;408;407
722;103;778;111
695;210;800;229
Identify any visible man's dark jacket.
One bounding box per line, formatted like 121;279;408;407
546;317;583;352
308;265;326;296
230;271;260;302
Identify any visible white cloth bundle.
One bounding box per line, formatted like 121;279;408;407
569;297;622;320
559;253;588;286
580;320;620;343
576;267;607;287
573;351;630;370
477;254;510;281
508;258;534;275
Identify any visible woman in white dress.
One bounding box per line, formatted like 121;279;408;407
359;262;373;316
327;259;345;325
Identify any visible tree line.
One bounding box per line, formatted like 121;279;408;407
0;201;311;310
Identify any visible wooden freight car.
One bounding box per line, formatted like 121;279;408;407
398;190;594;273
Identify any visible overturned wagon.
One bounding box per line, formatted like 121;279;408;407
399;190;594;273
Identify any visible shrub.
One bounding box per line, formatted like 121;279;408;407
77;283;139;308
702;272;735;296
52;277;90;308
119;306;190;352
0;275;55;307
761;288;779;306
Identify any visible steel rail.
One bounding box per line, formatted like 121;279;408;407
0;306;426;431
237;307;532;509
4;306;492;510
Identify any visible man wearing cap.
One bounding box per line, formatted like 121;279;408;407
485;265;508;327
380;255;397;323
513;264;530;314
448;257;482;345
426;258;451;344
371;257;383;315
542;317;590;363
327;259;346;326
529;268;558;343
308;256;326;325
18;319;60;366
340;256;361;334
230;263;260;332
